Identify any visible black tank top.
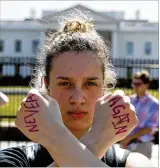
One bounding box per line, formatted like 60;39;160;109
0;143;130;167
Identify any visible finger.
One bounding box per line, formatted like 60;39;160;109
113;90;125;97
98;92;113;102
130;104;136;113
28;88;40;96
27;88;48;104
123;96;131;104
123;96;131;109
103;92;113;101
124;103;136;113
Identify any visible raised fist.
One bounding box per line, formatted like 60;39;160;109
91;90;138;145
15;89;64;147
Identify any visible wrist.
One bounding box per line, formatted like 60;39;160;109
44;126;106;167
81;129;114;159
43;123;68;150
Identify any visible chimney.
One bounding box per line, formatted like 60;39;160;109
135;10;140;20
29;8;36;19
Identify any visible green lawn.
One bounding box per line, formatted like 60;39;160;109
0;86;30;91
0;88;158;121
0;95;25;115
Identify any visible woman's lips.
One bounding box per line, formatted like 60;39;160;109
68;111;87;119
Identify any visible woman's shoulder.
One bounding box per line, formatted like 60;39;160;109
102;144;131;167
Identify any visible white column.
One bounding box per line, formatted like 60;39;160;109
111;31;118;58
40;31;45;46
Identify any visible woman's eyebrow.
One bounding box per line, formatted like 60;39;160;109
56;76;71;80
56;76;100;80
85;77;100;80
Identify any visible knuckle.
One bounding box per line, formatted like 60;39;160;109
123;96;131;103
133;115;139;125
130;104;136;112
112;94;122;100
21;101;24;106
135;116;139;123
95;100;101;106
52;99;59;106
114;90;125;96
21;97;27;103
124;102;130;108
21;101;25;107
15;118;19;127
107;92;113;96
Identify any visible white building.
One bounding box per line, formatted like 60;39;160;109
0;4;158;79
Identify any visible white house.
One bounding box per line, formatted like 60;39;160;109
0;4;158;79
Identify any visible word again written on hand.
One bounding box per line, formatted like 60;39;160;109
109;96;130;135
23;94;40;132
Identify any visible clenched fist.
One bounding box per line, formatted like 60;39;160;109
15;89;65;147
91;90;138;146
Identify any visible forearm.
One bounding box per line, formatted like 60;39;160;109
80;129;113;159
45;125;109;167
128;127;152;140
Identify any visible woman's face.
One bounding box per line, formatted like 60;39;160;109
47;51;104;132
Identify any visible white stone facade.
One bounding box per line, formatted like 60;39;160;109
0;4;158;79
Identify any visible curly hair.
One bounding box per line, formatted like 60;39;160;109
30;9;117;93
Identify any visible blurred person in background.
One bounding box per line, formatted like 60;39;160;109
0;91;9;106
120;70;159;159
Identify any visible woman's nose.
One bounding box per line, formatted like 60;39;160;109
69;88;86;105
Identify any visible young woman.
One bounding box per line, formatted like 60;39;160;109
0;10;151;167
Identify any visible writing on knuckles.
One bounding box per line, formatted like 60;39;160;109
107;94;130;135
17;92;42;133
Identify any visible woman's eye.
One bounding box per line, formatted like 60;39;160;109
58;82;72;87
85;82;97;87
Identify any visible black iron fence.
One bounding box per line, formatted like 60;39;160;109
0;57;159;144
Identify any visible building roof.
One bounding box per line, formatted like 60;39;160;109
0;4;158;32
42;4;119;23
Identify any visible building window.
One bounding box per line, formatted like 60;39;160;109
126;42;133;55
32;40;39;54
2;65;15;76
144;42;152;55
15;40;21;52
0;40;4;52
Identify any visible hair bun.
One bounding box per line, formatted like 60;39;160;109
63;20;94;33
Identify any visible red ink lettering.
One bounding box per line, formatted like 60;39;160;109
115;113;130;125
24;117;36;124
24;102;40;109
25;125;39;132
112;122;127;135
24;110;39;124
26;94;38;102
109;97;121;107
112;105;125;117
24;96;40;132
115;126;127;135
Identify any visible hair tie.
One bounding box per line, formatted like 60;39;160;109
63;20;94;33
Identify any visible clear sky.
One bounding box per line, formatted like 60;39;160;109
0;1;158;22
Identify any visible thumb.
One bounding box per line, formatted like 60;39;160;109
97;92;113;102
42;94;60;111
